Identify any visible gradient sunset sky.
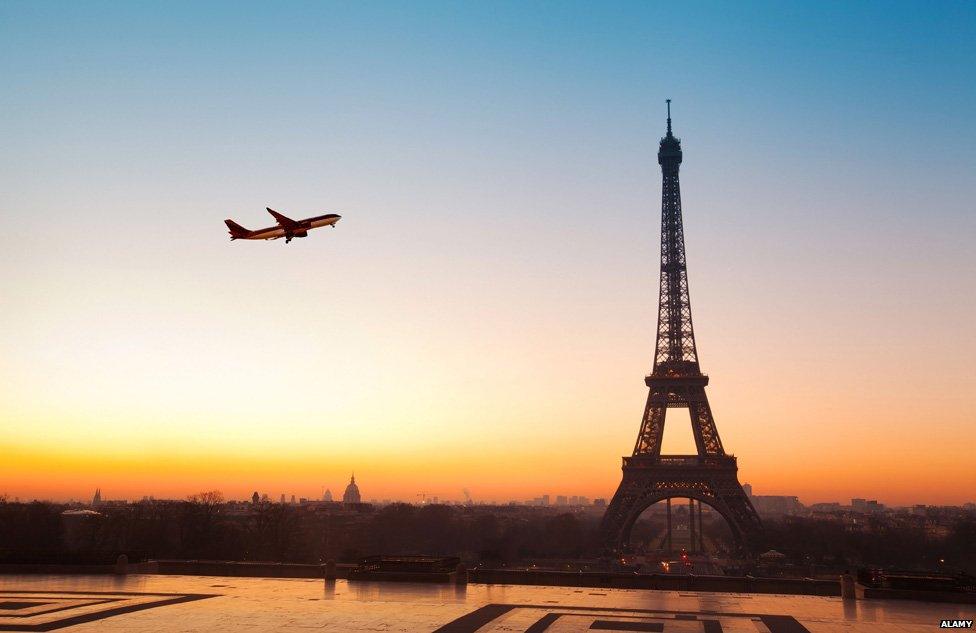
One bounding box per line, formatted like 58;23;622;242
2;2;974;506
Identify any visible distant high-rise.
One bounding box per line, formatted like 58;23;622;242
323;488;333;502
91;488;101;507
342;474;361;504
251;491;260;504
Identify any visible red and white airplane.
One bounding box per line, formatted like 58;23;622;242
225;208;341;244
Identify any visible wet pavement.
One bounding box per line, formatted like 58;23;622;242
0;574;970;631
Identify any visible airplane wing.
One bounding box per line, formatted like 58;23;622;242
267;207;299;229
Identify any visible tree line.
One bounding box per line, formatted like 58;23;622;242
0;497;971;574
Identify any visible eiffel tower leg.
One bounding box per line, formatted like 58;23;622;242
633;395;667;456
698;500;704;552
688;391;724;455
710;469;764;554
666;497;672;554
600;472;642;552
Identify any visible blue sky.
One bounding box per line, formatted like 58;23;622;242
1;1;975;503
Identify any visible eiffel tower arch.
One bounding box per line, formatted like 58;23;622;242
600;102;763;554
600;454;762;553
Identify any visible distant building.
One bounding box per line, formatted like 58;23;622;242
89;488;126;507
809;502;842;512
593;498;607;507
852;498;884;513
323;489;333;502
750;495;803;516
541;495;550;506
342;474;361;504
741;485;801;515
556;495;568;506
252;491;260;504
280;494;286;504
757;549;788;574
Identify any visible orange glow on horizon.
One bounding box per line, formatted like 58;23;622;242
3;412;973;507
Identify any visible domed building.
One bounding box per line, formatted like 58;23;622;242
342;474;361;504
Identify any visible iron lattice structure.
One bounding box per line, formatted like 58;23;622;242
600;103;763;553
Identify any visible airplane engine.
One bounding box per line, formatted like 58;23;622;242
293;231;308;238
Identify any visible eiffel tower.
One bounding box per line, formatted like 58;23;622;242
600;102;763;553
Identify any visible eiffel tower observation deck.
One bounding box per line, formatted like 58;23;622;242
600;102;764;554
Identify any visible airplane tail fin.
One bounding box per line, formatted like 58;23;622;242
224;219;250;239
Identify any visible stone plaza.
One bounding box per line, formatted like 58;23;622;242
1;574;969;632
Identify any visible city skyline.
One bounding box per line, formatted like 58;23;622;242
2;2;975;507
9;479;975;511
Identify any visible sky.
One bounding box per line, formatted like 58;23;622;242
1;1;974;507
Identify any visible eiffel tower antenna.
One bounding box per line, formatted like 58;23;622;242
599;104;763;555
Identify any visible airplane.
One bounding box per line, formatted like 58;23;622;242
225;208;341;243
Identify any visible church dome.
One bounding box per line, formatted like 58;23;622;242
342;474;361;504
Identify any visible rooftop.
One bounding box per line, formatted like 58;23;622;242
0;574;968;632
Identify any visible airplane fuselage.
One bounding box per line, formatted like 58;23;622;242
226;211;341;242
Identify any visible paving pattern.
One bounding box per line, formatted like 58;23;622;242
0;575;969;632
0;589;214;631
433;603;811;632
